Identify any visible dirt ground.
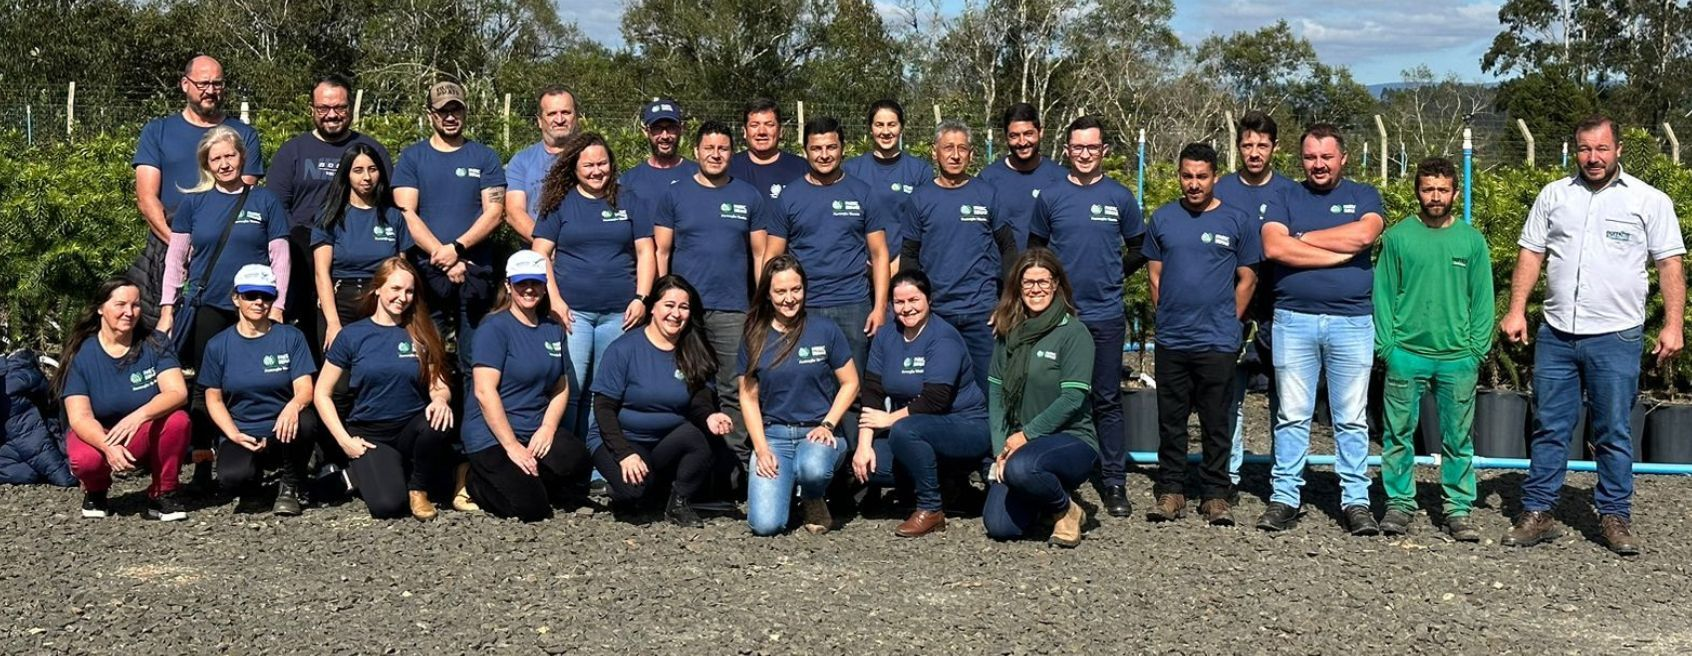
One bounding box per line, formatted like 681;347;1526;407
3;393;1689;655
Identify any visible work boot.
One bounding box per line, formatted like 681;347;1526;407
1048;499;1085;548
666;492;703;528
1600;515;1641;556
1101;485;1133;517
1344;505;1380;536
409;490;437;521
451;463;480;512
894;509;947;537
1444;515;1480;543
1199;498;1235;526
272;480;303;516
1379;508;1413;536
801;498;832;534
1147;493;1186;522
1255;502;1298;532
1502;510;1561;547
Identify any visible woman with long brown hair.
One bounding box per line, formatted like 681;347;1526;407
314;256;455;520
982;248;1098;547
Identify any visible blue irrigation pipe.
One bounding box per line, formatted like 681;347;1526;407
1135;129;1146;213
1462;128;1474;224
1128;452;1692;475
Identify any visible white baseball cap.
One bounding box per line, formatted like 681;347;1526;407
506;250;549;283
232;264;278;296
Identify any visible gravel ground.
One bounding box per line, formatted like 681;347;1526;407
4;393;1691;655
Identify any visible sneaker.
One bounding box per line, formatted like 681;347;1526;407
1255;502;1298;532
272;481;303;517
1379;508;1413;536
81;491;110;519
1444;515;1480;543
146;493;188;522
1344;505;1380;536
1146;493;1186;522
801;499;833;534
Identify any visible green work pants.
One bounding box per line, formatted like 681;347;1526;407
1381;349;1478;517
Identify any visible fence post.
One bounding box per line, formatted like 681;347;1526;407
932;104;941;128
1399;141;1407;178
1224;110;1237;171
1664;123;1681;166
1561;141;1568;168
1462;128;1473;224
1362;141;1369;169
1516;119;1535;167
1136;128;1146;213
240;101;250;125
502;93;512;152
65;81;75;138
352;88;364;129
985;130;994;161
1374;114;1387;183
796;101;805;135
26;104;33;147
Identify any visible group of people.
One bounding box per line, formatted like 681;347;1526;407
53;55;1684;553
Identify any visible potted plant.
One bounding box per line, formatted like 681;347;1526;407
1120;276;1159;455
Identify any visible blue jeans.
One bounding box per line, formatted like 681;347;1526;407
812;300;872;440
983;434;1098;540
890;414;992;511
936;311;994;395
564;310;626;438
1083;319;1128;486
1230;321;1277;485
1270;309;1373;509
746;424;849;536
1522;324;1642;518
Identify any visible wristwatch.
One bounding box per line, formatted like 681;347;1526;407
820;420;836;431
449;240;466;256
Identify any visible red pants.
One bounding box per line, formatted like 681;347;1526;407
67;410;191;498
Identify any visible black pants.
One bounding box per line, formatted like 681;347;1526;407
318;277;372;344
285;227;321;362
590;423;716;506
217;408;323;491
184;306;238;452
465;433;591;522
344;414;453;519
1155;348;1237;500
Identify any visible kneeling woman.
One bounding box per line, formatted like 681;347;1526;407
56;279;192;521
315;257;455;520
984;249;1098;547
201;265;320;515
590;275;733;527
740;255;859;536
461;251;591;522
854;271;991;538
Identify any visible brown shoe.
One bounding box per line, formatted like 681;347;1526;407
1048;499;1085;548
801;499;832;534
409;490;438;521
1147;493;1187;522
451;463;480;512
1200;498;1235;526
1600;515;1642;556
1502;510;1561;547
894;509;947;537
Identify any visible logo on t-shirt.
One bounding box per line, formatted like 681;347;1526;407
830;199;862;217
371;224;398;242
1089;204;1120;223
1031;189;1041;198
236;210;264;225
1257;203;1269;221
1329;204;1357;214
262;353;292;374
128;367;159;392
798;345;828;364
1036;350;1058;361
959;205;988;222
673;369;685;381
544;340;562;357
891;183;914;194
900;356;926;374
1451;257;1469;268
397;340;417;359
600;209;630;222
1201;232;1232;248
769;184;785;199
455;167;483;179
719;203;749;220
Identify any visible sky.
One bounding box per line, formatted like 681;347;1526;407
565;0;1503;86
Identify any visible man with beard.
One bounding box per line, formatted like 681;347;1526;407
392;81;507;385
1253;124;1385;536
267;74;392;354
844;99;933;273
1372;157;1491;542
1501;116;1685;555
977;102;1067;249
505;86;577;242
131;55;265;326
730;97;809;201
620;99;698;202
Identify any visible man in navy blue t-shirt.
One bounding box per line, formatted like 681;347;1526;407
730;97;808;202
1027;115;1147;518
620;99;699;203
977;102;1068;249
1253;124;1386;536
843;99;934;275
392;81;507;381
130;55;265;326
267;75;392;353
505;86;578;242
1143;143;1261;525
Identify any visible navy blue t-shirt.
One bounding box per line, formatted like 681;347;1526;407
1143;201;1263;352
461;312;572;454
133;114;265;215
769;176;893;308
844;152;933;257
311;206;414;280
654;177;771;312
620;160;700;204
198;324;317;438
587;331;696;454
392;139;506;258
267;131;391;229
171;187;290;311
865;317;987;421
534;189;654;314
729;151;808;201
738;315;853;425
1215;172;1300;322
61;337;180;428
1264;179;1384;316
975;157;1067;249
1029;176;1146;322
324;320;430;423
906;178;1006;317
505;141;559;218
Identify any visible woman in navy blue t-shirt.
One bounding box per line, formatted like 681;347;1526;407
200;265;320;516
314;257;455;520
460;250;591;521
312;143;415;350
590;275;734;527
739;255;860;536
854;270;992;538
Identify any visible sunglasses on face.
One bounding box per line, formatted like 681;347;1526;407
238;291;277;303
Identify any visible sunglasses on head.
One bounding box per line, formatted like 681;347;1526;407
238;291;277;302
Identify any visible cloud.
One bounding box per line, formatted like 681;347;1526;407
567;0;629;47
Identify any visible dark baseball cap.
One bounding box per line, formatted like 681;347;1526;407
641;99;682;126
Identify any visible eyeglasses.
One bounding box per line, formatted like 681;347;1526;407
185;78;227;91
238;291;276;303
1066;144;1106;155
1021;279;1054;291
312;104;351;115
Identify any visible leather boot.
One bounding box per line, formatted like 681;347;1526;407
409;490;438;521
1048;499;1085;548
451;463;480;512
894;509;947;537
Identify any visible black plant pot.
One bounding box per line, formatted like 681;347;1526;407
1121;387;1160;454
1645;402;1692;464
1474;389;1529;458
1414;389;1442;456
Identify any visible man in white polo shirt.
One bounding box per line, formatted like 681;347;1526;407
1500;115;1686;556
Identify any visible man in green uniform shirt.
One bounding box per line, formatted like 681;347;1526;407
1371;157;1493;541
